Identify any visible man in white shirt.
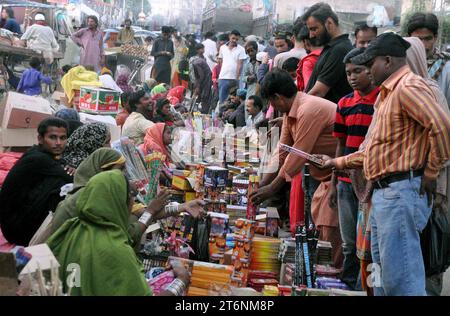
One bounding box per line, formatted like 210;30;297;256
202;31;217;71
122;90;155;146
21;13;59;64
218;30;247;104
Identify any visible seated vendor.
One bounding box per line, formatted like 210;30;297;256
0;118;72;246
122;90;155;146
47;170;192;296
226;89;247;128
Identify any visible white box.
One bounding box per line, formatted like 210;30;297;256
79;112;121;142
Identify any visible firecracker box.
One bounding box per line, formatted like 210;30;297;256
1;92;52;129
266;207;280;238
204;166;229;188
184;191;196;202
79;86;120;114
168;189;185;204
172;175;191;191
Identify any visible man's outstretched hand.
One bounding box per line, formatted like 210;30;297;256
249;185;272;205
311;154;335;169
180;199;206;218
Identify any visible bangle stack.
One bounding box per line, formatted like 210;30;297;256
166;278;186;296
164;203;180;217
138;212;152;227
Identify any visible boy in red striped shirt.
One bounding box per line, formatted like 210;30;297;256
330;47;379;290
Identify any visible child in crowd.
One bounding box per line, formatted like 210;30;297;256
331;47;379;292
282;57;300;84
17;57;51;96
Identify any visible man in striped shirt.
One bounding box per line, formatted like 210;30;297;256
331;47;379;290
317;33;450;295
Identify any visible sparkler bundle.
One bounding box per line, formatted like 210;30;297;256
249;236;281;276
144;151;166;203
112;138;165;204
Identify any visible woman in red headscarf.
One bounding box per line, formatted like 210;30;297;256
140;123;172;162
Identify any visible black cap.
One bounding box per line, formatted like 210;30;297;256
351;32;411;65
343;47;366;64
195;43;204;50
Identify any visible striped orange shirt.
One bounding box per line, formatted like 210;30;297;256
335;65;450;180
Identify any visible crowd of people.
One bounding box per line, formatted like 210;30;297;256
1;1;450;296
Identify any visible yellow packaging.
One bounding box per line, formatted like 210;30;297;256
172;175;190;191
185;191;196;202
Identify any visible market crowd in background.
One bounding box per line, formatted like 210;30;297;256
0;1;450;297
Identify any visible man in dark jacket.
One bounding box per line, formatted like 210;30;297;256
0;118;72;246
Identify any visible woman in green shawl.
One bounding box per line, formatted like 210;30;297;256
50;148;204;247
50;148;126;235
47;170;190;296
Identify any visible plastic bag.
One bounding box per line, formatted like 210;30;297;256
420;209;450;277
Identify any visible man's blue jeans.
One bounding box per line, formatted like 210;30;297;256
218;79;237;104
337;181;361;290
370;176;431;296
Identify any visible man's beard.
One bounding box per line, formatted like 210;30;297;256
311;30;331;47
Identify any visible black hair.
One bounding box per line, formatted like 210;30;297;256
229;86;237;96
230;30;241;37
128;90;146;112
293;20;306;42
29;57;42;70
343;47;366;64
302;2;339;26
299;25;310;41
261;69;298;99
245;40;258;51
62;64;73;73
282;57;300;72
121;91;131;105
407;12;439;36
205;31;215;39
156;98;171;117
196;43;205;50
248;95;263;110
38;117;68;137
145;36;153;43
162;26;171;34
354;24;378;38
3;7;14;19
87;15;99;27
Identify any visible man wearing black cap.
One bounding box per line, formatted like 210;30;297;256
302;2;353;103
317;33;450;296
151;26;175;84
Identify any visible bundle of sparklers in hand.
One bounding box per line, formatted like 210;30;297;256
113;137;166;204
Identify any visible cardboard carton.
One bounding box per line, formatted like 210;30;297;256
0;127;37;147
79;86;120;114
1;92;52;129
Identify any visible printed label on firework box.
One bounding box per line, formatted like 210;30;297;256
79;86;120;114
204;166;229;188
